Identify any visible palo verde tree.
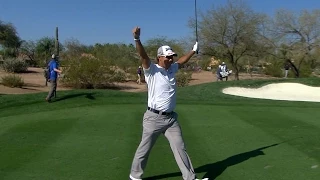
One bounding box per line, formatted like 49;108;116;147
0;20;21;57
19;40;37;66
35;37;63;66
89;43;138;72
270;9;320;74
62;38;89;59
194;0;266;80
144;37;186;62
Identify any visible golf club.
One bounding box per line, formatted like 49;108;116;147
195;0;199;54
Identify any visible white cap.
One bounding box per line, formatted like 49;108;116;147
157;45;177;57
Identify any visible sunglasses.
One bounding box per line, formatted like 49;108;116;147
162;55;174;59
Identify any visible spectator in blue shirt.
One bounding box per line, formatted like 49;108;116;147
46;54;62;102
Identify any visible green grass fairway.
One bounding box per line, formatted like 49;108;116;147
0;78;320;180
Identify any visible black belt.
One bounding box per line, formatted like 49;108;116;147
147;107;173;115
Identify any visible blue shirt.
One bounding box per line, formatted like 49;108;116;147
48;59;58;80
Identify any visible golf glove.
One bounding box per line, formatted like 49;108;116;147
192;42;198;52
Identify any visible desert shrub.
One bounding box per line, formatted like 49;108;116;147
1;74;24;88
313;68;320;76
122;66;140;81
198;58;212;70
1;58;28;73
298;63;313;78
109;71;127;82
176;70;192;87
264;60;283;77
61;56;127;89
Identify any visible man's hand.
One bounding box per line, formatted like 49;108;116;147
177;42;199;67
54;68;62;74
132;27;140;39
192;42;198;52
132;26;150;69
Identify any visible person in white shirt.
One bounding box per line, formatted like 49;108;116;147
129;26;207;180
217;62;232;81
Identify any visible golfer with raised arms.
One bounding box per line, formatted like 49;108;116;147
129;26;207;180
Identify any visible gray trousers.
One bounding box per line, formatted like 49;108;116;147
130;110;196;180
284;70;289;78
46;80;57;100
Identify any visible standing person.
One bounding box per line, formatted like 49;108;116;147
220;62;229;81
136;66;142;84
216;65;222;81
45;54;62;102
129;26;207;180
284;62;290;78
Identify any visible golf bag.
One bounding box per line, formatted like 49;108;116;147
220;70;232;78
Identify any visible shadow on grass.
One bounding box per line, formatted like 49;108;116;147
105;84;141;91
144;143;279;180
0;92;96;111
21;87;41;91
54;92;96;102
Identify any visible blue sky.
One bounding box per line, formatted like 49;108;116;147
1;0;319;45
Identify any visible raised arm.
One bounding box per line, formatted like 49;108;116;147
132;27;150;69
176;42;198;68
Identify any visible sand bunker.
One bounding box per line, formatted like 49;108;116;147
222;83;320;102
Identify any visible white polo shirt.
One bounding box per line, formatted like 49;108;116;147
144;62;179;112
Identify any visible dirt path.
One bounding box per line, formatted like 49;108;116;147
0;68;275;95
0;68;71;94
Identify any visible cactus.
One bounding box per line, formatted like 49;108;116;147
55;27;59;58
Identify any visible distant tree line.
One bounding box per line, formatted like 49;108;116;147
191;0;320;79
1;0;320;80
